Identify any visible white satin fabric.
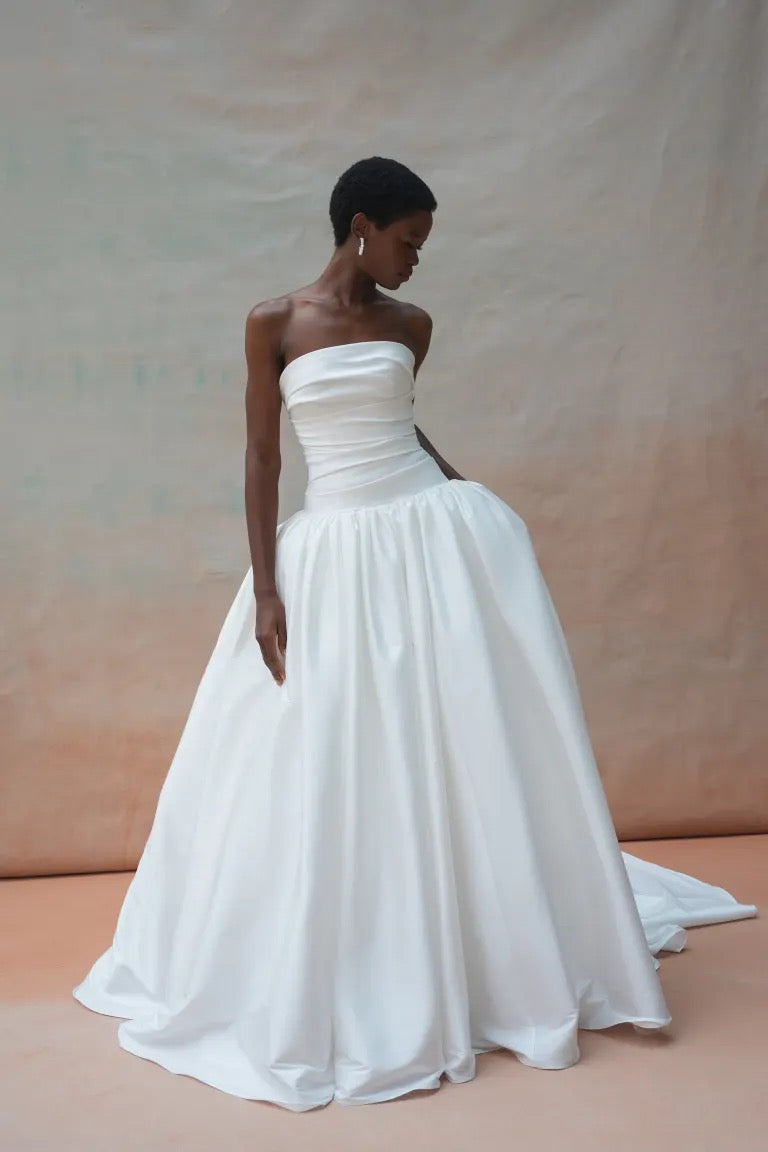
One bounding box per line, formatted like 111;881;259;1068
73;340;757;1110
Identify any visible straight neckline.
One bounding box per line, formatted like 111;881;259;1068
279;339;415;382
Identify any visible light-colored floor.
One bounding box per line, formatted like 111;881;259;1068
1;835;765;1152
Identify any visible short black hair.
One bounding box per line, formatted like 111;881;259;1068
329;156;437;246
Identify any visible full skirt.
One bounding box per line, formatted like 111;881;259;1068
73;479;757;1110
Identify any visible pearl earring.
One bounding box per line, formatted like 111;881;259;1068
358;236;365;256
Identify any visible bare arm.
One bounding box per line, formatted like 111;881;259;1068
415;424;465;481
244;305;287;684
244;307;283;595
410;311;466;482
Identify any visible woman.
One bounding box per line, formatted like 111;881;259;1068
73;156;756;1111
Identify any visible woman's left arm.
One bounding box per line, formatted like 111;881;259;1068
410;309;466;482
414;424;466;481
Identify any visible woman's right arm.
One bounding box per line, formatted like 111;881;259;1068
244;304;287;685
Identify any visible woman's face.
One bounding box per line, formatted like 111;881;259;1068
355;210;433;291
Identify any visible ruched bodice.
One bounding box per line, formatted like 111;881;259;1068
279;340;448;512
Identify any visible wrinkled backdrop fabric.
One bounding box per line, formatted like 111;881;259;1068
1;0;766;875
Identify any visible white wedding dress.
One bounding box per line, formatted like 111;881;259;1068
73;339;757;1110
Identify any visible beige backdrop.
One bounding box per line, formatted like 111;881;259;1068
2;0;767;877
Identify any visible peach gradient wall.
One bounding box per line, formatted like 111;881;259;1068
2;1;767;876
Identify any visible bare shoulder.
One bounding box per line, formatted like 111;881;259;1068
243;298;292;452
245;295;293;347
244;295;295;383
395;301;433;369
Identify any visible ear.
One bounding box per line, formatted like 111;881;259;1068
350;210;368;241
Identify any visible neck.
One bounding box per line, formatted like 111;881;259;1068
315;246;378;308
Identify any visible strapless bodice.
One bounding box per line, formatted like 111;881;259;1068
279;340;448;512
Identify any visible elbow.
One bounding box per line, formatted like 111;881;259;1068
245;444;281;475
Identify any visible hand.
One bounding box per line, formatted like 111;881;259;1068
255;592;287;685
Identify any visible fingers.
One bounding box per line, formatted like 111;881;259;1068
254;597;287;686
255;627;285;686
